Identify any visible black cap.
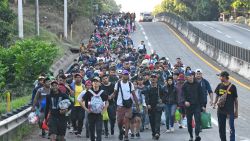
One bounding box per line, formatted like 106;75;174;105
217;71;229;77
151;73;158;78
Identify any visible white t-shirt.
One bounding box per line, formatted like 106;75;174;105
114;81;135;106
138;44;144;50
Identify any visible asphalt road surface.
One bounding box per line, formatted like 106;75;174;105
25;22;250;141
189;21;250;49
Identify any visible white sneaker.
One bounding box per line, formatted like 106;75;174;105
128;129;132;134
165;129;170;133
170;127;174;132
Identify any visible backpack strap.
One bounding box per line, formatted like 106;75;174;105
129;81;132;93
88;89;104;96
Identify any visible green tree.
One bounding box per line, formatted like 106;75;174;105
0;0;16;47
218;0;233;13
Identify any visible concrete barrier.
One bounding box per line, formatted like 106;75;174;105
159;16;250;80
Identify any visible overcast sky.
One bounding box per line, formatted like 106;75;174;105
115;0;162;13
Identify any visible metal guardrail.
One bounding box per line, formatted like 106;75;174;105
0;107;31;136
157;12;250;63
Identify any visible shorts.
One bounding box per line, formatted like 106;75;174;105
132;113;141;119
48;115;67;136
117;106;132;124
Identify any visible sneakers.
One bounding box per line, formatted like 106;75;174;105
105;134;109;138
41;130;46;138
111;129;114;135
195;136;201;141
136;133;140;138
165;129;170;133
189;137;194;141
179;125;183;129
119;133;123;140
155;134;160;140
130;134;135;139
170;127;175;132
124;136;129;141
76;133;81;138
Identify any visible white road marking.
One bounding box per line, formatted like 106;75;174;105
225;34;232;38
202;24;207;27
216;30;222;33
148;42;151;46
235;40;242;44
209;26;215;30
145;35;148;40
211;117;218;127
232;24;250;32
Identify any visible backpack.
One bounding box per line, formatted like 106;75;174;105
88;89;105;113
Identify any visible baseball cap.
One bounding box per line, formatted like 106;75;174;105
38;76;45;80
137;76;144;81
177;74;185;81
195;69;202;73
185;70;195;76
74;73;83;78
217;71;229;77
122;70;129;75
85;80;92;86
151;73;158;78
93;77;101;81
51;80;58;85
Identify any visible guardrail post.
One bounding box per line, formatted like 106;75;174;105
6;91;11;112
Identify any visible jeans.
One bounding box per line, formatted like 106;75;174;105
88;113;103;141
71;106;85;134
165;104;177;129
103;120;109;135
148;108;162;136
85;112;89;137
107;104;116;134
218;112;235;141
186;105;201;138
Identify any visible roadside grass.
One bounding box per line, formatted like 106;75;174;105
0;95;31;115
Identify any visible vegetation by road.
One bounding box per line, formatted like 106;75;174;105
153;0;250;21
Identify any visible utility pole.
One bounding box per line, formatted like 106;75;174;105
64;0;68;39
18;0;24;39
35;0;40;36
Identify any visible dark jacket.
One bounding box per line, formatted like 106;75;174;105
182;80;203;106
144;84;164;108
162;85;178;104
198;78;212;104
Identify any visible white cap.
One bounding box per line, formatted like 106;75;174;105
195;69;202;73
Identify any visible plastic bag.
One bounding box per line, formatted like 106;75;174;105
42;120;49;130
102;110;109;121
201;112;212;129
175;109;181;122
28;112;39;124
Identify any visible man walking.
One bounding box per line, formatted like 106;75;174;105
213;71;238;141
144;73;164;140
195;69;213;108
70;73;85;136
183;71;204;141
110;70;139;141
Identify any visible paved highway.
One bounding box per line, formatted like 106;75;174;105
25;22;250;141
189;21;250;49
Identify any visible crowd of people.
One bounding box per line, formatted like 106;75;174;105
30;12;238;141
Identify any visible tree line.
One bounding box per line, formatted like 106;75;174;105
153;0;250;21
